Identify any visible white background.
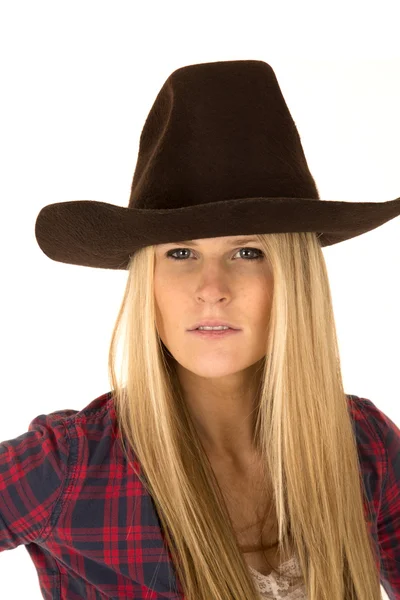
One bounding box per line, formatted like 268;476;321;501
1;1;399;598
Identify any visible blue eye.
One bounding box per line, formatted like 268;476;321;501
166;247;264;261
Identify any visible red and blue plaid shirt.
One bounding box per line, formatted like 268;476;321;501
1;392;399;599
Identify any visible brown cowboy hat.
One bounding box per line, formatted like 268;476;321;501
35;59;400;270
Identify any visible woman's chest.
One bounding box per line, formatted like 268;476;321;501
227;496;284;577
212;460;288;577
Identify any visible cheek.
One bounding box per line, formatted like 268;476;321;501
154;281;184;329
253;287;273;325
154;270;172;306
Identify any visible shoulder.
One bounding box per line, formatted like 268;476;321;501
28;390;115;431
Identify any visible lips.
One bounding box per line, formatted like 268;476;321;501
189;322;239;331
195;326;233;330
189;327;240;337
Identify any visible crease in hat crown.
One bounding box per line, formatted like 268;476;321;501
34;59;400;270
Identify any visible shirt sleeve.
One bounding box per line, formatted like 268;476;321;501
0;413;69;550
362;397;400;599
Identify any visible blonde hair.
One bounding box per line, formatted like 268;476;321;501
108;232;382;599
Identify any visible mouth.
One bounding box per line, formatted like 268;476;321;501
189;324;240;332
188;328;241;338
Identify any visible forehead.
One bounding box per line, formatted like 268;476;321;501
156;236;260;248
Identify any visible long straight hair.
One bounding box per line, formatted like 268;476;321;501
108;232;382;599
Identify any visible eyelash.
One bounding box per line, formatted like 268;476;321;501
166;247;264;261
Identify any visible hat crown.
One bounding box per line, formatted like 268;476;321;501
129;60;320;211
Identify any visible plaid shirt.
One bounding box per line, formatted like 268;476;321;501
1;392;399;600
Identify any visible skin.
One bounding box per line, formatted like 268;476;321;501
154;234;274;469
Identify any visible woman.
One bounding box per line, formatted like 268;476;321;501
1;59;400;599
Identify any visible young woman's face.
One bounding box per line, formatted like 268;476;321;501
153;235;274;379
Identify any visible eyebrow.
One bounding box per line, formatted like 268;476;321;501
159;237;260;247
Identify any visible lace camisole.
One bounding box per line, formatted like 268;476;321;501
249;555;306;599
